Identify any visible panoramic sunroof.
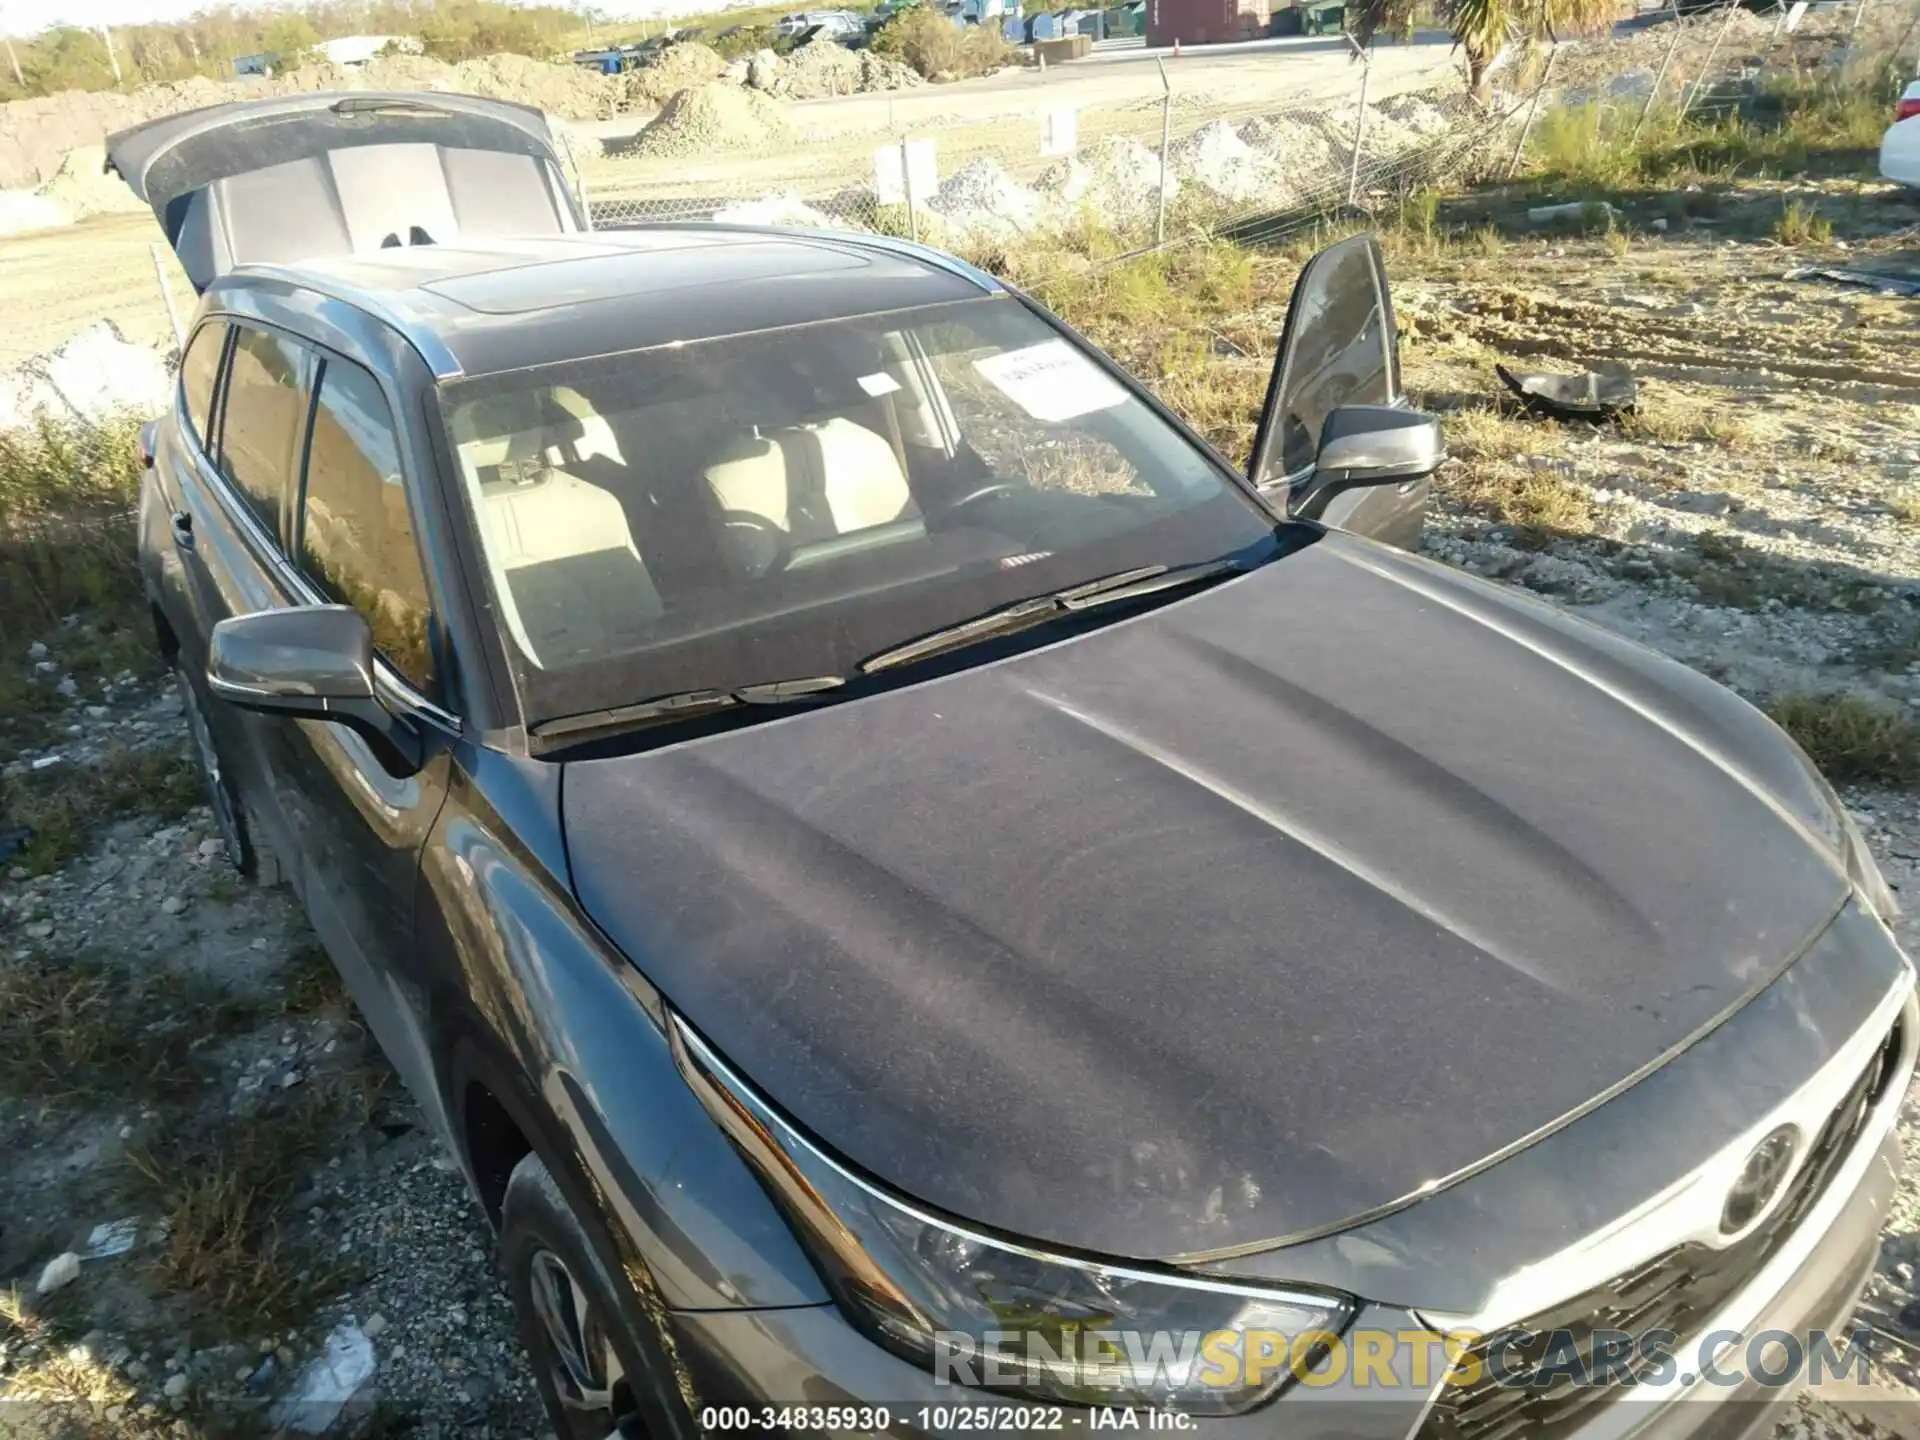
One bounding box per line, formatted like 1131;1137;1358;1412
423;241;867;315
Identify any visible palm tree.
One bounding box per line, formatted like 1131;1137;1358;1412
1352;0;1621;98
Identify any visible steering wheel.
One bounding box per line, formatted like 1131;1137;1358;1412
938;483;1019;522
718;511;792;576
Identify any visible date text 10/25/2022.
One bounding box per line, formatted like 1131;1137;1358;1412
693;1322;1878;1432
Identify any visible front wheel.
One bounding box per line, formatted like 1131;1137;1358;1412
503;1152;658;1440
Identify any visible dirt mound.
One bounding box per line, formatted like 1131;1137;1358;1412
623;42;729;108
0;51;622;190
454;52;618;119
0;74;246;190
1169;118;1280;203
37;142;153;220
628;84;793;157
769;40;925;99
927;157;1042;241
1036;136;1178;226
1237;113;1343;179
711;193;839;227
276;51;618;119
0;189;69;236
0;320;169;428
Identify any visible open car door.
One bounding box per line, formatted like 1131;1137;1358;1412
1246;234;1439;552
107;92;586;294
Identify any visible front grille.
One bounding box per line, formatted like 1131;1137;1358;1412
1418;1018;1904;1440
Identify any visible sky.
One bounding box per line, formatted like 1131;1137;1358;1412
2;0;686;39
8;0;219;32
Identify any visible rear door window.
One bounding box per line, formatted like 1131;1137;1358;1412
179;320;228;449
297;357;437;695
217;324;310;541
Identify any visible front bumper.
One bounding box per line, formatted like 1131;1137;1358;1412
672;989;1911;1440
672;1120;1899;1440
1622;1126;1894;1440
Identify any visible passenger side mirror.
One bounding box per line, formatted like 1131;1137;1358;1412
207;605;421;772
1289;405;1445;522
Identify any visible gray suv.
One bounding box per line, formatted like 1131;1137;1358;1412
113;91;1914;1440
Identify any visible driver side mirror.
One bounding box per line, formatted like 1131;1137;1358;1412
1289;405;1445;522
207;605;422;773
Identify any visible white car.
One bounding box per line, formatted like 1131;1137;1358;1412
1882;79;1920;186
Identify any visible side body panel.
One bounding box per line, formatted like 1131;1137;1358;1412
413;745;827;1315
143;318;304;862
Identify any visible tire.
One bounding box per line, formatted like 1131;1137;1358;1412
502;1152;661;1440
173;661;276;883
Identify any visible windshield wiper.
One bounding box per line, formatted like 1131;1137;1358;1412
532;675;845;745
860;559;1245;676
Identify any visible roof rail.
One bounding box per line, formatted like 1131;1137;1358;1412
231;264;465;378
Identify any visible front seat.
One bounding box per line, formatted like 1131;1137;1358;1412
460;407;666;668
703;418;919;575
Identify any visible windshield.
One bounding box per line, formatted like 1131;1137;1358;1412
438;296;1279;725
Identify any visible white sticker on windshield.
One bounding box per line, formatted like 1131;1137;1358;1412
857;371;902;397
973;340;1127;423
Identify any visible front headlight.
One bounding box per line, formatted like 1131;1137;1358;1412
671;1016;1354;1414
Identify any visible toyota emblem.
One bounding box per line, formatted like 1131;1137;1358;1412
1721;1126;1799;1235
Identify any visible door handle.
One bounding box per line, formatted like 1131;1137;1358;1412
170;510;195;550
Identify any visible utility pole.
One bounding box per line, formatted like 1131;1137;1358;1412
0;5;23;88
98;24;123;84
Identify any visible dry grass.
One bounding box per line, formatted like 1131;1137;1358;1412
1445;405;1567;463
0;743;204;875
1446;459;1596;546
1889;491;1920;527
0;415;146;648
1625;382;1775;455
1438;404;1594;541
1768;693;1920;787
1773;196;1835;246
0;1320;135;1407
0;951;255;1105
123;1089;356;1342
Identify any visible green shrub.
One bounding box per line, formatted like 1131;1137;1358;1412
711;23;785;57
871;6;1014;79
0;415;146;644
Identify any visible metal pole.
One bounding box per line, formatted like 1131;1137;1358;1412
1155;58;1172;248
902;137;920;243
150;242;184;351
562;133;595;231
1839;0;1869;72
1681;0;1739;115
1347;42;1371;208
1506;45;1557;179
1633;9;1684;137
98;25;122;84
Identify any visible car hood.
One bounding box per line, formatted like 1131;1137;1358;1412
563;534;1849;1262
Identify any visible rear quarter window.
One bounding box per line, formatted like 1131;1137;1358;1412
218;325;310;541
179;320;227;449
